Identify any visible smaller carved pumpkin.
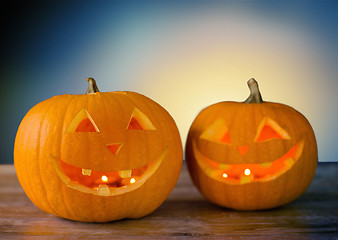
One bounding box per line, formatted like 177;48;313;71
185;78;317;210
14;78;182;222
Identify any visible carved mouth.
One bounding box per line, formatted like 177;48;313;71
193;141;304;185
51;147;167;196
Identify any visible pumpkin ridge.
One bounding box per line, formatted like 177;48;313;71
185;78;317;210
38;99;61;216
15;78;183;222
17;108;41;212
59;95;80;219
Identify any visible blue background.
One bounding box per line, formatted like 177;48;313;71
2;0;338;163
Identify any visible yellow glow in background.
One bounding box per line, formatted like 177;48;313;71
83;6;336;161
3;2;338;163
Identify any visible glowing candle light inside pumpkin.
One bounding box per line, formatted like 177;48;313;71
130;178;136;184
101;175;108;182
244;168;251;176
222;173;228;178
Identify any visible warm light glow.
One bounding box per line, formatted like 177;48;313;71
53;147;168;195
127;108;156;130
130;178;136;184
193;140;304;184
122;8;328;162
254;118;290;142
66;108;100;133
244;169;251;176
101;175;108;182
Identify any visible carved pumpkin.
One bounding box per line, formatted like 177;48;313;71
14;78;182;222
185;78;317;210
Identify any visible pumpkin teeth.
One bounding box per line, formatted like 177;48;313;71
260;162;272;168
284;158;294;168
97;184;110;196
82;169;92;176
240;175;253;184
51;146;169;196
118;170;132;178
219;164;229;170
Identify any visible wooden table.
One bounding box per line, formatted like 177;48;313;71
1;162;337;239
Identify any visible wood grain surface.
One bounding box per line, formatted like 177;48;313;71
0;162;337;239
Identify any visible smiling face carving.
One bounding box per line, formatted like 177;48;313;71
14;80;182;222
194;117;304;184
51;107;168;196
185;79;317;211
186;103;317;210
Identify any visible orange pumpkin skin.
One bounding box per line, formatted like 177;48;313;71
14;79;182;222
185;79;317;210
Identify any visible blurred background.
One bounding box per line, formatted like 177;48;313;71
1;0;337;163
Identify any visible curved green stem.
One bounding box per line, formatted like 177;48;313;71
86;77;100;94
244;78;263;103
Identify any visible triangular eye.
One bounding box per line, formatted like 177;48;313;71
66;108;100;133
220;131;231;144
200;118;231;144
127;108;156;130
254;117;290;142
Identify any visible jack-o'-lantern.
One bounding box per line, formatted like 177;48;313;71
14;78;182;222
185;78;317;210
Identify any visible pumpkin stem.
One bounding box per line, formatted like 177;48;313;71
86;77;100;94
244;78;263;103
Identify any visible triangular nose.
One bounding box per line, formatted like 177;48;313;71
238;145;249;156
106;143;123;155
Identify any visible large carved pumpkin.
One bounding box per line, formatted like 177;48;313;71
185;78;317;210
14;78;182;222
